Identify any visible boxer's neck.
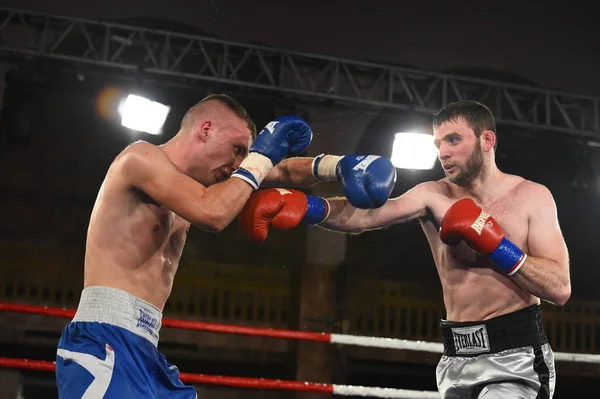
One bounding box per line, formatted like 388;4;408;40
160;135;195;176
458;160;503;204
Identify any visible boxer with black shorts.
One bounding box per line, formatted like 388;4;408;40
241;100;570;398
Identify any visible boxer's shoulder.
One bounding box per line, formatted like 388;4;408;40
516;178;550;195
414;179;447;192
430;178;457;196
95;141;171;205
486;176;554;220
110;141;175;182
405;180;451;213
403;180;453;205
117;140;165;162
399;180;448;205
513;178;555;212
503;175;552;201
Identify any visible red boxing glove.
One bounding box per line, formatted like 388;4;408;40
239;188;329;242
439;198;527;276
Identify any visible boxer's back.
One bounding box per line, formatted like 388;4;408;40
420;174;539;322
84;145;190;311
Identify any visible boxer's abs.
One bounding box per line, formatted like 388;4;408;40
439;266;539;321
84;258;178;311
421;214;537;322
84;212;189;311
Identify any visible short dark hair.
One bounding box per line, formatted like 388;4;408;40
182;93;257;139
433;100;497;150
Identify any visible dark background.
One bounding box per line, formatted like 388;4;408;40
1;1;599;397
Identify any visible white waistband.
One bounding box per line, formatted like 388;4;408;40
72;286;162;347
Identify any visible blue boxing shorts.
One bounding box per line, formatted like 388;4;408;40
55;286;197;398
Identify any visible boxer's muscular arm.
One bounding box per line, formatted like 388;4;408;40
118;142;253;233
319;183;431;233
262;157;320;188
511;183;571;306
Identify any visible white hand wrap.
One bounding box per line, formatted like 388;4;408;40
312;154;343;182
231;153;274;189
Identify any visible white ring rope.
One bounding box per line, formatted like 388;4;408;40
330;333;600;363
333;385;440;398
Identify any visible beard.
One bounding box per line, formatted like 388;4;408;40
447;141;484;186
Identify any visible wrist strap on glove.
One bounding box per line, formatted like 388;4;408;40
302;195;330;225
489;237;528;276
231;153;274;189
312;154;343;182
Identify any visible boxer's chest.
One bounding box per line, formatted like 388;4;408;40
165;214;190;257
146;205;190;256
428;192;530;254
474;196;529;247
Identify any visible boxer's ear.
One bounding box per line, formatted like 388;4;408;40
481;130;496;152
198;121;212;142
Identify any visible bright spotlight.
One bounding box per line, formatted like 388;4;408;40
391;132;438;170
119;94;170;135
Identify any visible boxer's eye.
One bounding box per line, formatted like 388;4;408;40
234;145;247;156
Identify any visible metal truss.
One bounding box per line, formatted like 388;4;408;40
1;7;599;139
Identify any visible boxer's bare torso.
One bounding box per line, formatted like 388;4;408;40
324;113;568;323
84;148;190;311
418;175;539;322
322;171;553;322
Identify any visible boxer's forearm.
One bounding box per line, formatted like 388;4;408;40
262;157;320;188
319;198;365;233
319;198;392;233
511;256;571;307
321;194;424;233
196;178;256;232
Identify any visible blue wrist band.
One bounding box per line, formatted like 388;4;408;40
231;168;258;190
488;237;528;276
302;195;329;225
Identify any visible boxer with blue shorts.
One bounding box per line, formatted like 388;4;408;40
55;94;396;398
56;286;194;398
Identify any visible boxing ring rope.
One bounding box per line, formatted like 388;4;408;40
2;302;600;398
0;357;438;398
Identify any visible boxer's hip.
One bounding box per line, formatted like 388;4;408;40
69;285;162;346
440;304;548;357
436;304;555;398
55;287;196;398
56;286;164;377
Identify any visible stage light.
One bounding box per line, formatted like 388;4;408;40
391;132;437;170
119;94;170;135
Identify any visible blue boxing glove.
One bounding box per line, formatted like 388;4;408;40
312;154;396;209
232;116;312;189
